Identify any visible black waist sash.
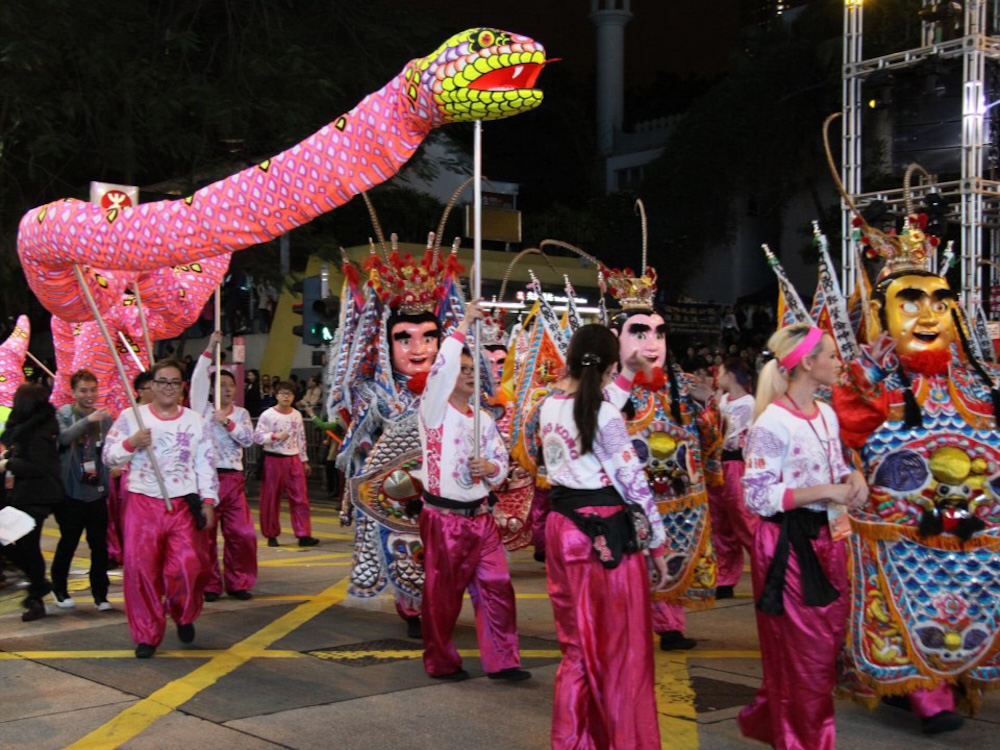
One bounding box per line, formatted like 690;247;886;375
550;485;623;512
422;491;485;517
757;509;840;616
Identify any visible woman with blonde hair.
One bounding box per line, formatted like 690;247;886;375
738;323;867;750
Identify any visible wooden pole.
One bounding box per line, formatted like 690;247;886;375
73;266;173;509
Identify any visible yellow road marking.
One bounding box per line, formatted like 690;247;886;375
655;650;699;748
64;577;350;750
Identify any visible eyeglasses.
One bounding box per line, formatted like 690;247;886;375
153;379;183;389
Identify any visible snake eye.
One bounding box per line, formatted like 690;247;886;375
476;29;496;49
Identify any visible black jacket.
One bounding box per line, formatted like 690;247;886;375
1;408;64;508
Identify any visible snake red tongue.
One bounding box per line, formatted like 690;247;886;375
17;28;546;414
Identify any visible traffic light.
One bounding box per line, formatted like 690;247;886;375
291;275;322;346
312;295;340;344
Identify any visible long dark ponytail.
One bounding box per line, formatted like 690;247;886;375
566;324;620;454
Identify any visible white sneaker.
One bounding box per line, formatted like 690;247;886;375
96;601;113;611
53;592;76;609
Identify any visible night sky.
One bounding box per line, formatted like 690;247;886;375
384;0;744;84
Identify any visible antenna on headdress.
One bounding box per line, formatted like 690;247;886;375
635;198;648;271
434;176;477;254
537;239;602;268
498;247;560;301
903;163;936;216
362;193;390;262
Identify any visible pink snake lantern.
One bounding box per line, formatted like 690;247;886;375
0;315;31;417
17;28;547;414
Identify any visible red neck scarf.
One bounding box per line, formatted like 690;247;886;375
634;367;667;391
900;349;951;377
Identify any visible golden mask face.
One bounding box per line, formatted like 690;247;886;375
871;274;957;356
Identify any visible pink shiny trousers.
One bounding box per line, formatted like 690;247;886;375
546;510;661;750
910;683;956;718
259;455;311;539
708;460;758;587
123;492;210;647
738;520;848;750
418;505;521;677
204;472;258;595
106;473;125;566
530;486;551;558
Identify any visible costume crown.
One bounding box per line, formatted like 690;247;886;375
365;232;461;315
480;306;505;347
853;213;939;285
603;265;657;311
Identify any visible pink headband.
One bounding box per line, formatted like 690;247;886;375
779;326;824;372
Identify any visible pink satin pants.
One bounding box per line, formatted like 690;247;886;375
546;510;661;750
419;505;521;677
738;519;848;750
204;472;258;595
123;492;210;647
709;460;758;587
259;455;311;538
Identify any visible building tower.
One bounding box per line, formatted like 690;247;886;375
589;0;632;157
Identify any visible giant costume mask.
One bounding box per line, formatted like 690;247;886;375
390;320;441;377
616;312;668;370
871;273;957;357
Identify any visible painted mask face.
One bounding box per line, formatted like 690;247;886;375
485;347;507;384
875;274;957;356
390;321;440;377
617;313;667;369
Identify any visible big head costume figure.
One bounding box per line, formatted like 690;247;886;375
603;263;720;649
387;310;442;381
833;212;1000;727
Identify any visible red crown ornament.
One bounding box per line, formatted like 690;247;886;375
603;265;658;311
365;233;462;315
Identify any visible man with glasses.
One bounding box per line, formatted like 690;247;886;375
104;359;218;658
416;303;528;682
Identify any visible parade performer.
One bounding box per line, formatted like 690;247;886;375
711;356;758;599
334;235;463;639
832;213;1000;733
52;369;114;611
18;28;549;412
416;302;528;682
603;261;721;651
254;381;316;547
191;333;257;600
103;359;218;658
540;324;669;749
739;323;867;750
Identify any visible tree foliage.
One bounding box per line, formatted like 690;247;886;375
0;0;443;319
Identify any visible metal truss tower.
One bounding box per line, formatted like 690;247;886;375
841;0;1000;308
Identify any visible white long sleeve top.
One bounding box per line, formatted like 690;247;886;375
418;332;509;502
742;401;851;517
103;404;219;504
720;393;755;453
191;352;254;470
538;394;667;550
254;406;308;461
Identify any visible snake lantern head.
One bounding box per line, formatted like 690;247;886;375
414;27;547;125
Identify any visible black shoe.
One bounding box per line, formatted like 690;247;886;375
228;590;253;601
297;536;319;547
430;669;469;682
22;598;46;622
880;694;911;711
921;710;964;734
715;585;734;600
177;622;195;644
135;643;156;659
267;537;279;547
659;631;697;651
204;592;221;602
406;616;422;640
487;667;532;682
